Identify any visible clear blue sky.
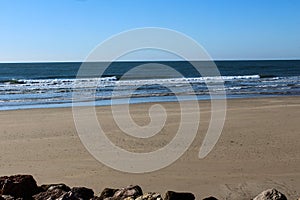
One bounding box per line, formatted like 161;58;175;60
1;0;300;62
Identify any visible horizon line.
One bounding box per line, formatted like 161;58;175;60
0;58;300;63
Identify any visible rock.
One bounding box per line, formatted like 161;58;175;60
202;197;218;200
135;192;162;200
253;188;287;200
110;185;143;200
39;183;71;192
33;188;66;200
61;187;94;200
164;191;195;200
98;188;118;200
0;175;39;198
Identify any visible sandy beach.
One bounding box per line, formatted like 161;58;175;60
0;97;299;199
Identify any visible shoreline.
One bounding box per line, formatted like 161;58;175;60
1;94;300;112
0;96;299;199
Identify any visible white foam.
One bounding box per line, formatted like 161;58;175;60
0;75;261;91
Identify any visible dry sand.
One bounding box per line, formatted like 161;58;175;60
0;97;299;199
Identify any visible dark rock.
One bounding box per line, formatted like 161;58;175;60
39;183;71;192
98;188;118;200
33;188;66;200
253;188;287;200
0;175;39;198
164;191;195;200
61;187;94;200
202;197;218;200
112;185;143;200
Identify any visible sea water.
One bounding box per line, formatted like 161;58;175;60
0;60;299;110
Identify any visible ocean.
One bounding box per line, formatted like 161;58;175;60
0;60;299;110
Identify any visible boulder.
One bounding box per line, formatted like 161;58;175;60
61;187;94;200
111;185;143;200
135;192;162;200
33;188;66;200
253;188;287;200
98;188;118;200
164;191;195;200
0;175;39;198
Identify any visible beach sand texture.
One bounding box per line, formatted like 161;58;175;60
0;97;299;199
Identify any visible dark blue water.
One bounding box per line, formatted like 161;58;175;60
1;60;300;80
0;60;299;110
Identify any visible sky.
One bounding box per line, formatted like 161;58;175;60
0;0;300;62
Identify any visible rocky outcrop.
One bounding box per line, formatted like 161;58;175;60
0;174;296;200
253;188;287;200
164;191;195;200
